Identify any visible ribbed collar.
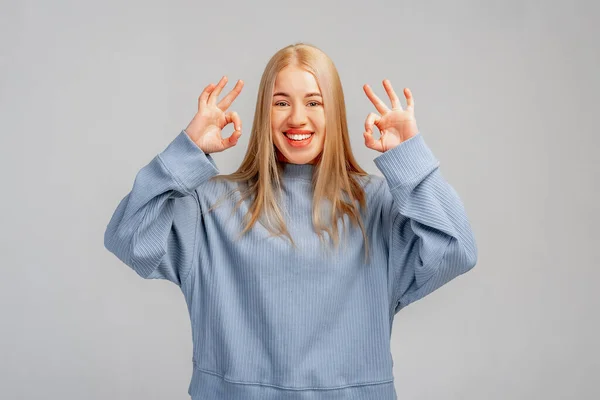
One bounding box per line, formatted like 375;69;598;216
280;162;315;181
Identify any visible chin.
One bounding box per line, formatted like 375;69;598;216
277;150;320;165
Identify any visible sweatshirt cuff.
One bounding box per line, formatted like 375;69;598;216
373;132;440;189
157;130;220;193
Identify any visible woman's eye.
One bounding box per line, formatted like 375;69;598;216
274;101;321;107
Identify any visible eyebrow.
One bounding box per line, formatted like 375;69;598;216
273;92;322;98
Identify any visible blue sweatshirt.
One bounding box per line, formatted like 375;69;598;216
104;129;477;399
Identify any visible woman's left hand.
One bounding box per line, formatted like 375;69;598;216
362;80;419;152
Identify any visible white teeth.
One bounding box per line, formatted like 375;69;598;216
285;133;313;141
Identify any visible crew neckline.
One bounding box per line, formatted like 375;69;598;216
280;162;315;181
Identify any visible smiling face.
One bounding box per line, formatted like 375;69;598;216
271;65;326;165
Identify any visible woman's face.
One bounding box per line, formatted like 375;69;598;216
271;65;326;165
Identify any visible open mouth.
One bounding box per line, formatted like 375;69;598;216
283;131;314;147
283;131;314;141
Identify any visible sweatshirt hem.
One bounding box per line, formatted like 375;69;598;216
188;364;398;399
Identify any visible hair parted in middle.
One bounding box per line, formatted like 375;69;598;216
207;42;372;262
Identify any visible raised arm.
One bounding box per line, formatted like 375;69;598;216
362;80;477;313
374;133;478;313
103;130;219;285
104;76;244;286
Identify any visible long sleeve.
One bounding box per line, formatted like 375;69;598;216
373;133;478;313
103;130;219;286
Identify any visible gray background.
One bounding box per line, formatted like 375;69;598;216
2;0;598;398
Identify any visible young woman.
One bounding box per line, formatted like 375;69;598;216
104;43;477;400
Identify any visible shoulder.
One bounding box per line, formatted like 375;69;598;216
194;174;244;210
352;173;392;217
354;173;388;198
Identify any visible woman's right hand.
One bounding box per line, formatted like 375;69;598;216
185;76;244;154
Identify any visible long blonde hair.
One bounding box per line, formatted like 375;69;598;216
208;42;371;261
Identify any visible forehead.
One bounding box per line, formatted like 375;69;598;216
274;65;320;93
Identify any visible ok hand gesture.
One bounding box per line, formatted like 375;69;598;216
363;80;419;152
185;76;244;154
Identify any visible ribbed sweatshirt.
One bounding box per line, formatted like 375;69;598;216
103;129;478;399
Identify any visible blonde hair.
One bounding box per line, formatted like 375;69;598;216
208;42;371;262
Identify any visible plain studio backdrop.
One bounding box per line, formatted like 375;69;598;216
1;0;598;399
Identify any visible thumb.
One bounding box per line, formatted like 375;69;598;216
222;111;242;149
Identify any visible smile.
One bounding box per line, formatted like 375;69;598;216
284;132;314;141
283;131;314;147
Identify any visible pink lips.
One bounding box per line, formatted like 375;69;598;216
283;129;314;148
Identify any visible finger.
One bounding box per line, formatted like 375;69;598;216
217;79;244;111
222;111;242;148
364;112;383;152
209;76;228;105
198;83;216;110
363;130;383;152
364;112;381;136
404;87;415;109
223;130;241;149
225;110;242;133
383;79;402;110
363;84;390;114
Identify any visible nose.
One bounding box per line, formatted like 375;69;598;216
288;104;308;126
